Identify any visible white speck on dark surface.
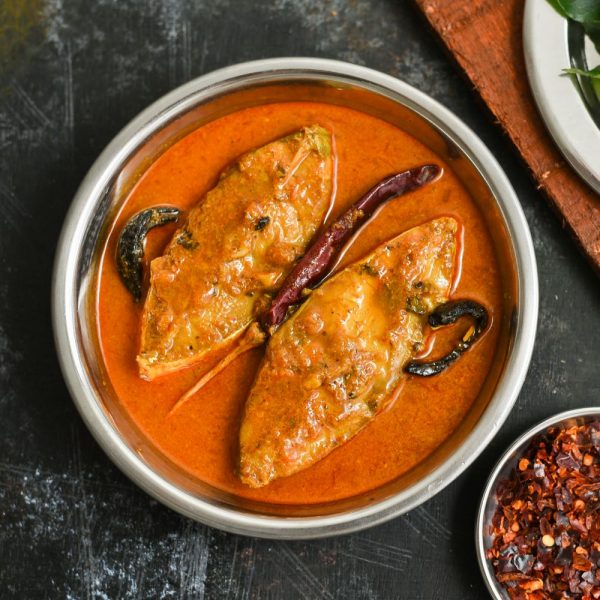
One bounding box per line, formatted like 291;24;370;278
0;0;599;598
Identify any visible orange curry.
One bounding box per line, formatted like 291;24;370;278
96;101;503;504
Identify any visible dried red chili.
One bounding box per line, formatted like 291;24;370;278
487;421;600;599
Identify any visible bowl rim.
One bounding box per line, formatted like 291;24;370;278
475;406;600;598
52;57;539;539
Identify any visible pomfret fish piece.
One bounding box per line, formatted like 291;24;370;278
239;217;458;487
138;125;334;380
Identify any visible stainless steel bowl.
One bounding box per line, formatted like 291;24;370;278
476;407;600;598
52;57;538;538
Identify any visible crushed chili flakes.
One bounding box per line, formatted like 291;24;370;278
487;421;600;599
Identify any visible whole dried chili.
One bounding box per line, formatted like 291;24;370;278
169;167;442;413
487;421;600;599
260;164;442;331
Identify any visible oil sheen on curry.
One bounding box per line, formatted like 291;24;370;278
96;101;504;504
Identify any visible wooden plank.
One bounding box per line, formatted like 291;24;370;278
415;0;600;274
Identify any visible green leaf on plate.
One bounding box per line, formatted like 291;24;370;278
584;21;600;52
563;65;600;78
555;0;600;23
547;1;600;53
564;66;600;100
547;0;569;18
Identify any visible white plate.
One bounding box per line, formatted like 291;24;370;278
524;0;600;194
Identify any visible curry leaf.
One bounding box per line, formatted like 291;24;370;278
547;0;569;18
547;0;600;53
564;65;600;78
584;22;600;52
555;0;600;23
564;66;600;100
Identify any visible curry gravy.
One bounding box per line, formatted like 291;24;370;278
96;102;503;504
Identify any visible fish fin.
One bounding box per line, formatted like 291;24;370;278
168;323;266;417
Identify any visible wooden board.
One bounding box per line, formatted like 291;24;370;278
415;0;600;275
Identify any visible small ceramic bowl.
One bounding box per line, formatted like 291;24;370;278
476;407;600;598
53;57;538;538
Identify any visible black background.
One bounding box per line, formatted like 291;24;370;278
1;0;599;598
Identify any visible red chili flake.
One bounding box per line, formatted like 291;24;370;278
488;421;600;599
540;517;554;537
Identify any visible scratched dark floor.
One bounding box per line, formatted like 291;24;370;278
1;0;599;598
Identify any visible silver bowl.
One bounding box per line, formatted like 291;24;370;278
476;407;600;598
52;57;538;538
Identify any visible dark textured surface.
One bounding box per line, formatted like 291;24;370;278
0;1;598;598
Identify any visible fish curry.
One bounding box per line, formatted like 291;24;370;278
96;101;504;505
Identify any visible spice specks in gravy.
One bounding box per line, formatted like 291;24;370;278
96;101;503;504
